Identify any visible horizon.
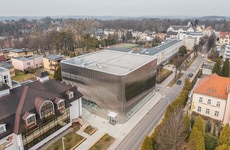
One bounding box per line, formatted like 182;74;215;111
0;0;229;18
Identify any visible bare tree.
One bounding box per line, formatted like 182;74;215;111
154;108;188;150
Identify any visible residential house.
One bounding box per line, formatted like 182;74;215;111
219;32;230;46
43;55;65;74
0;62;15;77
223;45;230;60
166;31;179;40
0;48;13;60
191;74;230;124
203;26;214;37
0;67;12;89
104;28;116;36
140;30;155;41
11;56;43;72
155;33;167;41
179;32;204;50
0;69;83;150
167;25;195;33
8;49;33;58
201;61;215;75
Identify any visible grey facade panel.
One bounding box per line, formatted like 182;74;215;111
61;58;157;120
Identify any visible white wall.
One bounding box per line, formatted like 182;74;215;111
192;93;226;122
70;98;82;120
0;133;22;150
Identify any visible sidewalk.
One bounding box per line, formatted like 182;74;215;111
75;92;162;150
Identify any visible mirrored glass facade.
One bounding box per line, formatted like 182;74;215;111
61;53;157;123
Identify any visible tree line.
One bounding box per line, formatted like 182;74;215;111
140;76;229;150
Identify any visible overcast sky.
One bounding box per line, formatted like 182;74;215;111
0;0;229;17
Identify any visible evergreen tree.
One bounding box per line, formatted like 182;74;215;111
222;58;230;77
215;144;230;150
218;124;230;146
54;66;62;81
218;124;222;138
188;127;205;150
183;115;191;140
179;45;187;56
205;119;212;133
193;116;205;136
212;59;222;75
140;136;153;150
204;133;217;150
212;124;216;137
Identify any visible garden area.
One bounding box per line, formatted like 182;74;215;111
84;125;97;135
156;68;172;84
89;134;115;150
12;70;36;82
46;130;85;150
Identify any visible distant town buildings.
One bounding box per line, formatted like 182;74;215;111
8;49;33;58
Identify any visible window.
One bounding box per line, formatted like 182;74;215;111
216;101;220;107
40;101;54;118
27;62;31;66
27;115;36;126
67;91;74;99
57;100;65;110
215;111;219;117
199;97;203;103
3;75;8;84
207;99;211;105
206;109;210;114
0;124;6;134
198;106;201;112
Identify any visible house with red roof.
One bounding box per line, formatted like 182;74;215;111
219;32;230;46
191;74;230;124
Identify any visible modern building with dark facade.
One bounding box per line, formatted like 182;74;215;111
61;50;157;123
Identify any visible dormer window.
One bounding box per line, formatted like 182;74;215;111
57;99;65;110
0;124;6;134
69;92;73;99
40;101;55;119
22;112;37;127
66;90;74;99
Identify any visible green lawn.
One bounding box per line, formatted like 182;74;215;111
46;132;85;150
89;134;115;150
12;70;36;82
84;125;97;135
156;68;172;83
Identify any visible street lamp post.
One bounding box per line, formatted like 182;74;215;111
62;137;65;150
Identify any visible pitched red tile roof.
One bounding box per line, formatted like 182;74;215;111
220;32;230;38
22;112;30;120
193;74;230;99
0;55;6;62
204;26;212;30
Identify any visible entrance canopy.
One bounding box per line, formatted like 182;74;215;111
107;111;117;118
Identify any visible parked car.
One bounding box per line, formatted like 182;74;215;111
188;73;193;77
176;80;182;85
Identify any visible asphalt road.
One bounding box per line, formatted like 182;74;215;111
115;54;205;150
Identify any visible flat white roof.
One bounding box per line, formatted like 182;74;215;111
62;50;156;75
